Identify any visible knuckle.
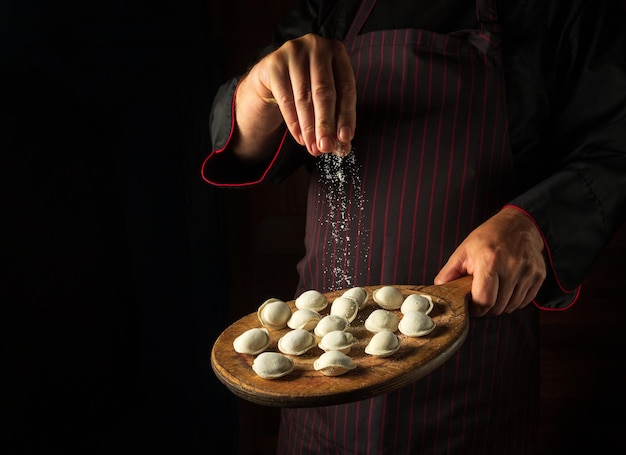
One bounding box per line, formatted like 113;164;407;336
293;89;313;106
479;249;499;268
533;268;547;284
285;118;300;132
301;123;316;135
330;38;347;53
281;38;300;54
276;92;295;106
337;81;357;101
313;84;336;102
316;119;336;136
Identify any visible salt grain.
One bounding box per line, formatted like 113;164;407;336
316;151;368;290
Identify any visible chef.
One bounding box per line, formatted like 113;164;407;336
202;0;626;452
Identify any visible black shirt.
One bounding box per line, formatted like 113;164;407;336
203;2;626;452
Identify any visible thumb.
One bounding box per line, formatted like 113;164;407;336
434;256;467;285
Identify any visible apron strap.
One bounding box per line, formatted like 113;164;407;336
476;0;501;33
344;0;377;50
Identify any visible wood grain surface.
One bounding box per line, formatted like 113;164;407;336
211;276;472;408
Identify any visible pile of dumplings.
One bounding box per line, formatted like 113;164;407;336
232;285;437;379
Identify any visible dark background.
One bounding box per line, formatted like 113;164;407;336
1;1;237;453
2;1;625;454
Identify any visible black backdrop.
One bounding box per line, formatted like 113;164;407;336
1;1;237;453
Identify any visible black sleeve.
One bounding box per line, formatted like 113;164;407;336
508;0;626;308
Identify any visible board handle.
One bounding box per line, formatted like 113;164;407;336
421;275;473;314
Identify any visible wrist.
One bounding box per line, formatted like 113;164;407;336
232;75;285;163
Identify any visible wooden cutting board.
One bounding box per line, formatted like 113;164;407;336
210;275;472;408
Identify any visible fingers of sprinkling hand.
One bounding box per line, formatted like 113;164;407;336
260;35;356;156
309;44;339;154
289;63;317;154
284;46;319;153
333;41;357;153
264;38;317;152
263;59;304;146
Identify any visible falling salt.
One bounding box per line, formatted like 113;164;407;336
316;151;367;291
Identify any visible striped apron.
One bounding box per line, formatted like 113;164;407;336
279;0;540;453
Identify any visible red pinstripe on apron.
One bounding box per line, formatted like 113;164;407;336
280;0;540;453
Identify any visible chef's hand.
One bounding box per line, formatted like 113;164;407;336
232;33;357;161
434;207;546;317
